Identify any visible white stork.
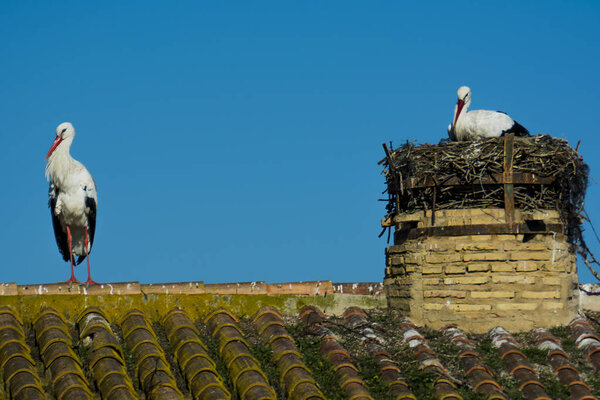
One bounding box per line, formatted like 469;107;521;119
45;122;98;285
448;86;529;141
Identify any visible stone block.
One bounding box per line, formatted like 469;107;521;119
445;265;467;274
426;254;462;264
541;277;562;286
470;291;515;298
491;264;515;272
521;290;560;299
542;302;565;311
443;276;489;285
496;303;538;311
464;252;507;262
515;262;540;272
503;242;549;251
467;263;491;272
447;304;492;312
423;303;445;310
458;242;504;251
491;275;535;284
424;290;467;298
510;251;550;261
423;277;442;285
422;266;443;274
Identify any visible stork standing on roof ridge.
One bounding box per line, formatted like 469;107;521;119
448;86;530;141
45;122;98;285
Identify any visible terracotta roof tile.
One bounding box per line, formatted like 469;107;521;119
253;306;325;399
443;325;505;399
34;307;92;400
77;308;138;399
301;305;375;400
120;309;183;399
0;306;45;400
162;308;231;399
342;307;416;400
0;284;598;399
205;308;277;399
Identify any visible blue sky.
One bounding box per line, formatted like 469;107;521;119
1;1;599;284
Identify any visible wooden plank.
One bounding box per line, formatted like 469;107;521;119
395;222;564;243
504;133;515;225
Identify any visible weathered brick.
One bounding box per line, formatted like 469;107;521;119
423;278;442;285
515;262;540;272
425;242;456;252
509;251;550;261
387;254;404;265
445;265;467;274
545;262;572;273
424;290;467;298
386;245;406;254
496;303;538;311
463;252;507;262
423;303;445;311
447;304;492;312
503;242;549;251
470;215;500;225
443;276;489;285
521;290;560;299
467;263;491;272
542;302;565;310
404;254;425;264
426;254;462;264
541;277;562;286
471;291;515;298
458;242;504;251
491;264;515;272
422;266;443;274
470;235;498;242
491;275;535;284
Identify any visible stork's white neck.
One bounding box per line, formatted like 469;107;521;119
454;98;471;126
45;137;75;184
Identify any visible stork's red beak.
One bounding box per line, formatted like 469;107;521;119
45;136;63;161
453;99;465;126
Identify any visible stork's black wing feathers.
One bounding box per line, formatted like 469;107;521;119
49;184;70;262
501;120;530;137
509;121;530;137
76;196;97;265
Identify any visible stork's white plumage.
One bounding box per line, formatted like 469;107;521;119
448;86;529;141
45;122;98;285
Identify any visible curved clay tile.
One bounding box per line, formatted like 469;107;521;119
162;308;231;400
0;306;45;400
343;307;416;400
533;327;598;400
253;306;325;400
442;325;505;400
570;316;600;372
397;319;462;400
300;305;375;400
34;307;93;400
204;308;276;400
489;327;551;400
77;308;139;400
120;309;183;400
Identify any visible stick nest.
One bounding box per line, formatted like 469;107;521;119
380;135;588;242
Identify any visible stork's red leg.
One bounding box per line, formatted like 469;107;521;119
83;227;98;285
61;225;79;284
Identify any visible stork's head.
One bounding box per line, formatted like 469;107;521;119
453;86;472;126
45;122;75;161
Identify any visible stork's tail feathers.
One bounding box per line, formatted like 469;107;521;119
503;121;530;137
